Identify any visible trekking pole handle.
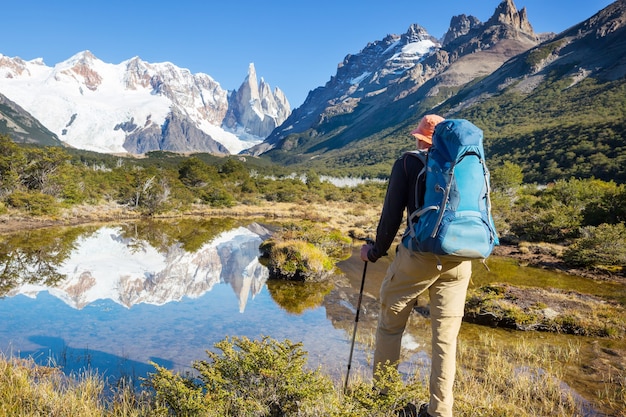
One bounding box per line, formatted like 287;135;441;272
351;233;374;246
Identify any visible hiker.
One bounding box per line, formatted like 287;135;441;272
360;114;472;417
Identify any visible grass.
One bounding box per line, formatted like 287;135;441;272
1;333;624;417
0;356;148;416
465;283;626;338
1;200;623;415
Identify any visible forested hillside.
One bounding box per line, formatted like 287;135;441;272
265;74;626;184
256;1;626;185
1;134;624;273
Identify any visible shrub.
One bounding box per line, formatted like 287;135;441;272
6;191;59;216
563;223;626;268
202;187;235;208
275;221;352;261
259;239;334;281
145;336;334;417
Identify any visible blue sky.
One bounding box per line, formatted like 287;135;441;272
2;0;615;107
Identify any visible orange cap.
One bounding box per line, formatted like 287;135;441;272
410;114;445;144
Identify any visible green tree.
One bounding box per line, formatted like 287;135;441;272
490;161;523;194
563;223;626;267
111;166;173;214
0;134;26;195
178;157;216;188
582;183;626;226
22;147;71;193
219;158;249;181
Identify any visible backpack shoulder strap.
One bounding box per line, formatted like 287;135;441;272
402;150;427;181
402;150;428;207
403;150;427;166
402;150;432;242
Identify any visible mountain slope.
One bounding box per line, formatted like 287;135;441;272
249;0;542;164
252;0;625;185
442;0;626;183
0;92;62;146
0;53;290;154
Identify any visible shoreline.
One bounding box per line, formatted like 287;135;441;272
1;202;623;284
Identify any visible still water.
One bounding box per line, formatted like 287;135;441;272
1;218;624;415
0;219;372;383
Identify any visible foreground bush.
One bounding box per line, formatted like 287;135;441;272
1;335;623;416
146;336;334;416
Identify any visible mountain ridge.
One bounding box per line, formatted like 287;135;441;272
0;92;63;146
250;0;625;185
249;0;544;159
0;53;290;154
1;0;624;185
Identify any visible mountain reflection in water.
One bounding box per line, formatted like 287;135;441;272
0;220;368;383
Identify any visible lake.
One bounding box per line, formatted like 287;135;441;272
0;218;624;415
0;218;374;383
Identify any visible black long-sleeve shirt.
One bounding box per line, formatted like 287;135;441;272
366;151;426;262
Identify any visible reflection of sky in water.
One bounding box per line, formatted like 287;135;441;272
1;222;611;414
0;283;356;380
0;223;372;384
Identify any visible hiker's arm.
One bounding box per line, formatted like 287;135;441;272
366;158;408;262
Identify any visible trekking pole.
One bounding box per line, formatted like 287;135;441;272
344;236;373;394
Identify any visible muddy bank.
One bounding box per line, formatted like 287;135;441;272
464;282;625;337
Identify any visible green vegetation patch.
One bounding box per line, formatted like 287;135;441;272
259;220;352;282
4;334;620;416
525;39;567;69
465;283;626;338
259;239;335;282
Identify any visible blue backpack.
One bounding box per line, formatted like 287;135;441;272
403;119;499;260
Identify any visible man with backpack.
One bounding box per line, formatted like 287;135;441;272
361;115;497;417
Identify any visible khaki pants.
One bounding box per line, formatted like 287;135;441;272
374;244;471;417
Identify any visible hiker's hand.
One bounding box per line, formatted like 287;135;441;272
360;244;372;262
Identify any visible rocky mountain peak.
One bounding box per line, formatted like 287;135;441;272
59;50;103;91
243;62;261;102
123;56;154;90
440;0;539;62
0;55;27;78
403;23;431;42
442;14;481;46
486;0;534;34
62;50;97;68
224;63;291;138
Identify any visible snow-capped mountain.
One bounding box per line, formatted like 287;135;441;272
247;24;441;156
0;52;290;154
247;0;543;157
9;224;271;313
